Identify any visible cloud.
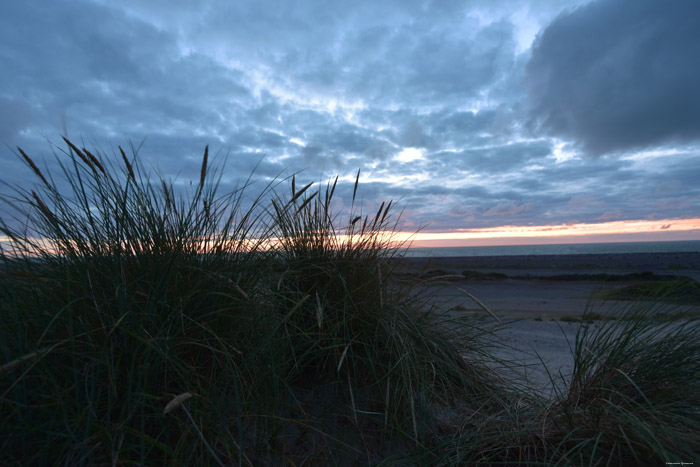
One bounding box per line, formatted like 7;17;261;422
482;200;533;217
526;0;700;155
566;194;603;212
596;210;622;221
428;140;551;174
0;97;32;144
2;0;699;236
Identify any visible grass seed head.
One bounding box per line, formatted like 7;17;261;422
31;190;56;225
163;392;193;415
119;146;136;182
62;137;93;169
199;145;209;187
82;147;106;176
18;147;50;188
352;168;360;203
161;180;170;199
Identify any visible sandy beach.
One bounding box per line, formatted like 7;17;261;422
396;251;700;395
397;251;700;318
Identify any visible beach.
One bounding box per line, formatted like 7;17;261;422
396;251;700;394
398;250;700;278
396;251;700;319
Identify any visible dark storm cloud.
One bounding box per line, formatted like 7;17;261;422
526;0;700;155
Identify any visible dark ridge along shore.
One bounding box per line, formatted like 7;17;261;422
397;251;700;280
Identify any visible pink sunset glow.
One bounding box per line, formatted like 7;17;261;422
393;218;700;248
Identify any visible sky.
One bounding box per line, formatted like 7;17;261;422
1;0;700;246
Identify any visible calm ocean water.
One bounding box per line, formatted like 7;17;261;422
403;240;700;257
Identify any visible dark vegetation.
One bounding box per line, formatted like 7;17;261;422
1;140;698;465
460;269;696;284
593;279;700;305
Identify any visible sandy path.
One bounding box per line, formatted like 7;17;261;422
487;319;580;397
426;278;620;319
421;280;610;396
394;251;700;396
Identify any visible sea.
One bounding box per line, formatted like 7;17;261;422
402;240;700;258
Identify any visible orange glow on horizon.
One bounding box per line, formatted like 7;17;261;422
389;218;700;248
2;218;698;255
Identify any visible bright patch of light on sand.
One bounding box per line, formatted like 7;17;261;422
393;147;426;163
390;218;700;246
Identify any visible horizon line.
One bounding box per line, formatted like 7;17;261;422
393;218;700;248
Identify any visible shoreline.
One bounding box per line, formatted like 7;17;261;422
397;250;700;270
394;251;700;319
395;251;700;395
396;251;700;281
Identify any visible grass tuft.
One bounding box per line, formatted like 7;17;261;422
1;138;697;465
555;302;700;463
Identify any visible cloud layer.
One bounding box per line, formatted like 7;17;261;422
526;0;700;155
1;0;699;236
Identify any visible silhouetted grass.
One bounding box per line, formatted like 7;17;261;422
553;301;700;464
1;141;276;465
0;139;506;465
430;301;700;465
1;139;698;465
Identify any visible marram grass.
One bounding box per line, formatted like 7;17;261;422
1;139;698;465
